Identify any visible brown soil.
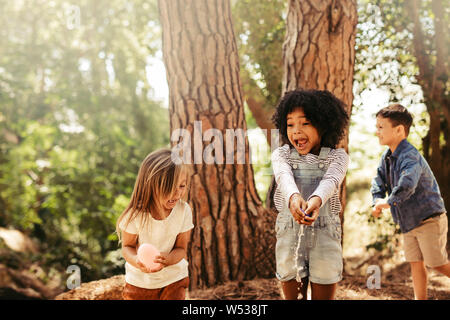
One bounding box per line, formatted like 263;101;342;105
187;259;450;300
54;248;450;300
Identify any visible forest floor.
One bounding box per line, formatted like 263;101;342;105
187;251;450;300
2;222;449;300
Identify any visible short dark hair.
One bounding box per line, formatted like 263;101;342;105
376;104;413;136
272;89;349;148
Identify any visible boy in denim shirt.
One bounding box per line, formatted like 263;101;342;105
371;104;449;300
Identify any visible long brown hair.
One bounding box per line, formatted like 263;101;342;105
116;148;187;242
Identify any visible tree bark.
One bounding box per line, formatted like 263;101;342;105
278;0;357;228
158;0;276;289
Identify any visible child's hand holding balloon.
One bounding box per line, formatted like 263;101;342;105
136;243;164;273
154;252;171;267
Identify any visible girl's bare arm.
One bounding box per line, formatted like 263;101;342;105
155;230;191;267
121;230;152;272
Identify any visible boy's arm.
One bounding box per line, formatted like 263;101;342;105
271;146;300;208
370;158;388;205
386;153;421;207
308;149;349;207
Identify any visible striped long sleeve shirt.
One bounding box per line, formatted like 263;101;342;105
272;144;349;216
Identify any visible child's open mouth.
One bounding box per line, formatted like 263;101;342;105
168;199;178;205
294;138;308;150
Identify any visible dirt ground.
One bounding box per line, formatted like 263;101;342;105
51;246;449;300
187;256;450;300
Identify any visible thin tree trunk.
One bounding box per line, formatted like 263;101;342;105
158;0;276;289
245;96;275;145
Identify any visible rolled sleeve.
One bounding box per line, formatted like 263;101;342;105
119;214;138;234
371;160;388;205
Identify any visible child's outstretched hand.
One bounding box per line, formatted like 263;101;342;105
303;196;321;225
289;193;307;224
372;198;390;218
371;206;382;218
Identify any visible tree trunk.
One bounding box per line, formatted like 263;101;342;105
158;0;276;289
278;0;357;230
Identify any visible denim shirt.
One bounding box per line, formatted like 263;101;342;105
371;139;446;233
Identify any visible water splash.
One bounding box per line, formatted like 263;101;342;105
295;224;307;284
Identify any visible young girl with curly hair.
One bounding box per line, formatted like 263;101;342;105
271;89;349;300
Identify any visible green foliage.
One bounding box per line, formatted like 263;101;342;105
357;208;401;254
232;0;286;112
354;1;420;105
0;0;169;282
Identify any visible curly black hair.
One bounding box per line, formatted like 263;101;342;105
272;89;349;148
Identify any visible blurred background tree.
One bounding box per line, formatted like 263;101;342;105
373;0;449;233
0;0;169;283
233;0;285;145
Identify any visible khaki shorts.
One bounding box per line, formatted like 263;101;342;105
403;213;448;268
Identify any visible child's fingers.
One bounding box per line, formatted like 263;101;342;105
296;207;305;219
291;211;302;224
150;264;164;273
295;200;306;213
303;206;313;217
300;200;308;212
303;209;319;224
372;208;381;217
140;264;152;273
304;203;317;218
290;195;306;219
137;260;146;270
154;255;167;265
290;204;305;223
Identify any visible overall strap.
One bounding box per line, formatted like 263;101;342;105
289;146;299;160
317;147;331;169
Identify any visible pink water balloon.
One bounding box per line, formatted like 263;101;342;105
137;243;161;269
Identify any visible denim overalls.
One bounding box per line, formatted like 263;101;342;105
275;147;343;285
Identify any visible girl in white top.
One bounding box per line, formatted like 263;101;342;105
116;149;194;300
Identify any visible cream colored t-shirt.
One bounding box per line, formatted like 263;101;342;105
119;200;194;289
